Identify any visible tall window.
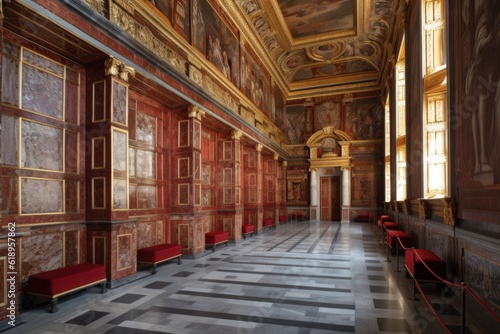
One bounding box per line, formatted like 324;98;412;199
384;97;391;202
423;0;448;197
395;40;406;201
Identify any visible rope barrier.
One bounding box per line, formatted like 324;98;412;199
373;217;500;328
394;239;500;326
413;277;453;334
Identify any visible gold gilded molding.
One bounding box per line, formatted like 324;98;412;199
418;199;430;219
201;75;239;113
82;0;106;15
188;64;203;86
256;144;263;152
441;197;456;226
110;3;186;74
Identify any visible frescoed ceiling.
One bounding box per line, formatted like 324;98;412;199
220;0;407;100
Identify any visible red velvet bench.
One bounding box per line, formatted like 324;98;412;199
137;243;182;274
263;218;273;229
278;215;287;225
242;224;254;239
381;221;398;243
378;215;390;228
205;231;229;251
405;249;446;282
27;263;106;313
387;230;412;254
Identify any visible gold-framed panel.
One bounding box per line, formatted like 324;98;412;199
19;46;66;121
178;120;190;148
19;177;65;215
92;177;106;209
92;80;106;122
116;233;133;271
20;118;65;173
110;77;129;126
178;157;190;178
178;183;190;205
91;136;106;169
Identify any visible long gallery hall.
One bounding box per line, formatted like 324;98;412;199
1;1;499;333
3;221;489;334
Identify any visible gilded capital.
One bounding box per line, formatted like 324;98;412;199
282;161;288;167
256;144;263;152
188;105;205;120
274;153;279;160
231;130;243;140
105;55;135;82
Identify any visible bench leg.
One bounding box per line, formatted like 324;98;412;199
100;282;107;294
212;244;216;252
225;241;228;247
177;256;182;265
49;299;59;313
243;234;246;239
151;264;157;274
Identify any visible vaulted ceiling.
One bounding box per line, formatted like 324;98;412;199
220;0;407;100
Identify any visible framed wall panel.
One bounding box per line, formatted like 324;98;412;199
20;178;63;214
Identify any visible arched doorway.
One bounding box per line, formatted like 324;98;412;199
306;126;353;222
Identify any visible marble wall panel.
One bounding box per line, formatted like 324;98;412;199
116;234;132;271
0;176;18;214
64;230;80;266
21;178;63;214
22;233;63;280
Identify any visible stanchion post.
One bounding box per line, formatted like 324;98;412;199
461;282;466;334
396;237;400;272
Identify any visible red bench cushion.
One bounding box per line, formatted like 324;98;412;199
263;219;273;227
383;222;399;230
405;249;446;281
278;216;287;222
242;224;254;234
28;263;106;296
205;231;228;244
137;244;181;263
387;230;412;248
378;215;390;226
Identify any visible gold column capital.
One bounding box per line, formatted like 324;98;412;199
188;105;205;121
231;130;243;140
256;144;263;152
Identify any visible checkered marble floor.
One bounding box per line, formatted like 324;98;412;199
3;221;484;334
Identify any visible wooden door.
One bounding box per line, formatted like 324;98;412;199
320;176;341;221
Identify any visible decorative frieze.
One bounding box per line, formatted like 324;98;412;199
110;3;186;74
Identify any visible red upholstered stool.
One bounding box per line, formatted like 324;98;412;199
387;230;412;254
263;219;273;229
242;224;254;239
205;231;229;251
405;249;446;282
